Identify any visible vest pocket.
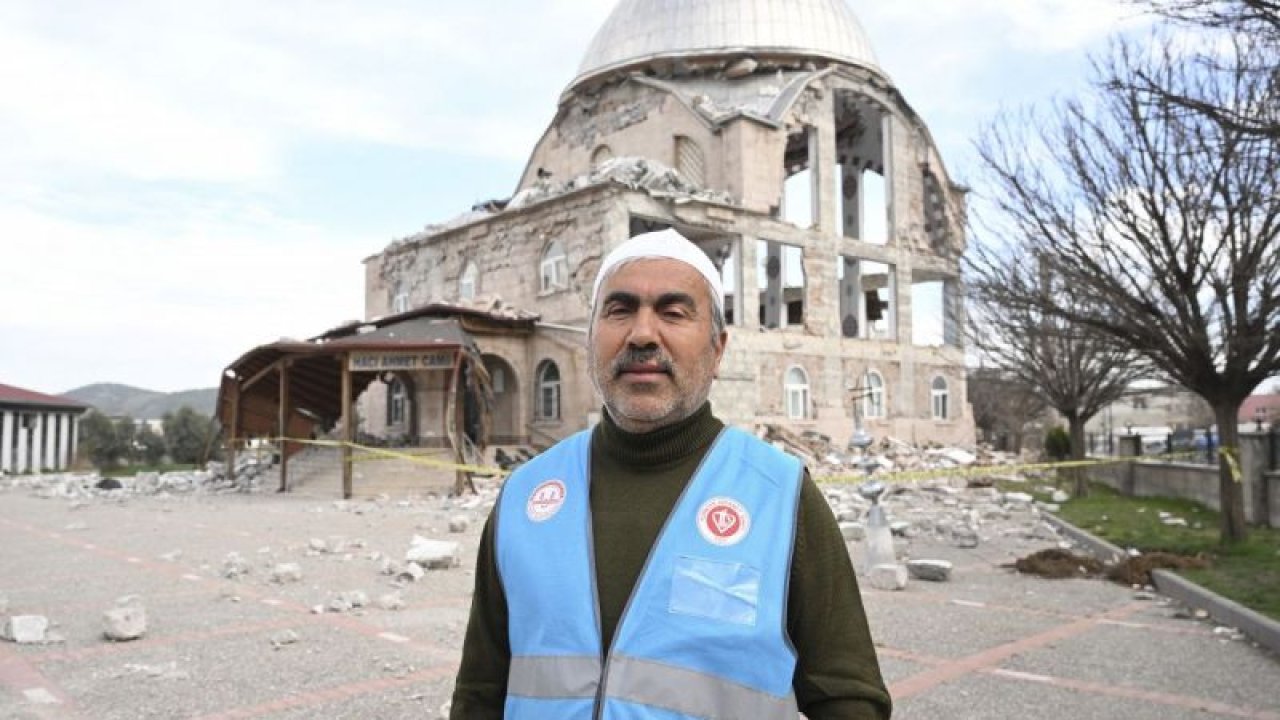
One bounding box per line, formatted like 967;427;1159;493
668;555;760;626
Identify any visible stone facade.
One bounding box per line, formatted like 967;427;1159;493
360;1;974;448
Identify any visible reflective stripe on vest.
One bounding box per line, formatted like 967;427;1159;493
498;427;802;719
510;654;796;719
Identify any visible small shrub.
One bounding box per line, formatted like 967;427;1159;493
1044;426;1071;461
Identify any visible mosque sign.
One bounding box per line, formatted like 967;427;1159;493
348;351;455;372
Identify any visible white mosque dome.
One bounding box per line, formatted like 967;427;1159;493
573;0;880;89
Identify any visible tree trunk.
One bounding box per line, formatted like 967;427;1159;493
1213;403;1249;543
1068;416;1089;498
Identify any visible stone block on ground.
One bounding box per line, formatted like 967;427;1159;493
839;522;865;542
867;564;909;591
907;559;953;582
405;536;460;569
378;592;405;611
951;525;980;549
103;606;147;641
448;516;470;533
270;563;304;584
2;615;49;644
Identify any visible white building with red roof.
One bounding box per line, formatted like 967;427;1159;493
0;382;88;474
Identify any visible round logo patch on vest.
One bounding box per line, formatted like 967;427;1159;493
526;480;567;522
697;497;750;546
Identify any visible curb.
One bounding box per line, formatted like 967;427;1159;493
1042;512;1280;657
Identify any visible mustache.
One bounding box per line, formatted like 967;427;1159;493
612;347;673;377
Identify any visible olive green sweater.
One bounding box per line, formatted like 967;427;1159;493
451;404;892;719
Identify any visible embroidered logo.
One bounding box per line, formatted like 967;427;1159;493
527;480;567;522
697;497;750;546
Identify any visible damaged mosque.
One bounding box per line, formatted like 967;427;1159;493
220;0;974;485
361;0;973;449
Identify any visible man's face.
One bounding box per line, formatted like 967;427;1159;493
589;258;728;434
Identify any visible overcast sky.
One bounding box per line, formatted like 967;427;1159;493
0;0;1152;394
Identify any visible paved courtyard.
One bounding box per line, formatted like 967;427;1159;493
1;478;1278;719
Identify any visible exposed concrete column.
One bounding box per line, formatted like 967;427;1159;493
70;415;80;467
738;234;760;330
881;113;898;242
1;411;13;473
811;87;838;235
57;414;71;470
45;413;59;469
16;416;29;474
31;413;43;474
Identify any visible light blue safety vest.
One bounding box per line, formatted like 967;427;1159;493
496;426;803;719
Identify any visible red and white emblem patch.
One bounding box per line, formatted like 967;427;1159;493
526;480;567;522
697;497;750;546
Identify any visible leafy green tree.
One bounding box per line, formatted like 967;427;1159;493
80;410;128;469
135;424;167;465
163;406;213;464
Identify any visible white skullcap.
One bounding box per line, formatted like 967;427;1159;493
591;229;724;318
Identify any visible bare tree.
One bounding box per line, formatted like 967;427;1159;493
1127;1;1279;138
975;33;1280;542
968;366;1050;453
965;249;1143;496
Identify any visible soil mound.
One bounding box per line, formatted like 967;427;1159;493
1013;549;1104;578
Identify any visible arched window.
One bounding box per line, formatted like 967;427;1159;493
459;261;478;300
931;376;949;420
390;281;409;313
540;241;568;293
387;378;407;425
592;144;614;167
864;371;885;419
536;360;561;421
785;366;811;420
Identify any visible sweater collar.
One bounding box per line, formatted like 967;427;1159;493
594;402;724;469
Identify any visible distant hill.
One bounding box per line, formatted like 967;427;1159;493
61;383;217;419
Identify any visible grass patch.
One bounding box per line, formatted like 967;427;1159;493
1055;481;1280;622
102;463;199;478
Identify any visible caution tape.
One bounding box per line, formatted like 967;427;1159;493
234;437;507;477
1219;446;1243;483
234;436;1221;487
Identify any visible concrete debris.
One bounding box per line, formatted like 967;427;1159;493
1051;490;1070;503
398;563;427;583
839;522;865;542
867;564;909;591
2;615;49;644
448;516;470;534
309;538;329;553
121;661;189;680
270;563;304;584
221;553;251;579
405;536;460;570
951;525;981;549
907;559;953;582
378;592;406;611
2;460;270;500
325;591;369;613
1003;492;1035;505
271;629;300;649
103;606;147;642
507;156;735;212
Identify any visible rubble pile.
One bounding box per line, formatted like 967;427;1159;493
508;156;736;210
0;458;271;500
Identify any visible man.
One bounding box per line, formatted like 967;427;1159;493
451;229;891;719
